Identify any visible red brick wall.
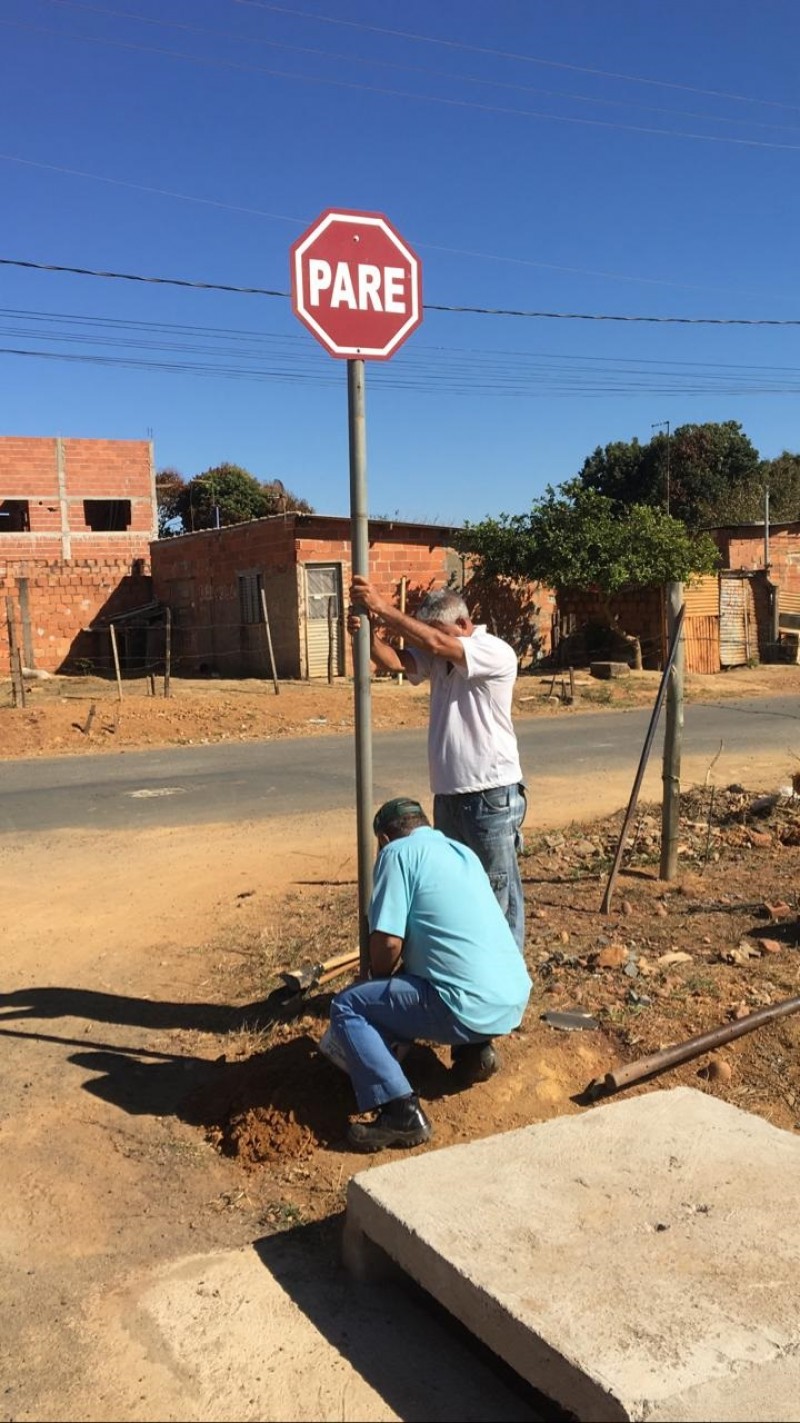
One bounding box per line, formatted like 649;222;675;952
556;586;665;668
150;516;458;678
1;557;153;674
0;438;157;673
713;526;800;596
0;437;156;552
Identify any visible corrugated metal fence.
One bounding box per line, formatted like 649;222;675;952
682;575;720;674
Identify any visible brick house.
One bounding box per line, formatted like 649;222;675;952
708;520;800;594
553;573;773;675
1;437;156;673
149;512;466;679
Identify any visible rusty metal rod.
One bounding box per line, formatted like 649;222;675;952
594;992;800;1097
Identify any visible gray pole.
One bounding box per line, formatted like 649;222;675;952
651;420;671;516
665;420;670;517
348;359;374;975
764;484;771;571
660;580;685;881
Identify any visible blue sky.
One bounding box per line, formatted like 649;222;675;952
1;0;799;525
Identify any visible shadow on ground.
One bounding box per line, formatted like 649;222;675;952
252;1216;555;1422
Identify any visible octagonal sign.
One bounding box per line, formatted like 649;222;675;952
290;209;423;361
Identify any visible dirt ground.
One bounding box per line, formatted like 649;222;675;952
2;675;800;1420
2;660;799;759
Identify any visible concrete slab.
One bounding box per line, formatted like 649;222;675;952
98;1243;541;1421
343;1088;800;1422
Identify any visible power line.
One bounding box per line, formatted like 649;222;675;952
6;16;800;152
4;342;800;397
234;0;800;114
0;256;288;298
0;148;780;301
46;1;800;135
2;255;800;325
9;304;800;377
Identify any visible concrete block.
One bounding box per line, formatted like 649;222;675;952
344;1088;800;1422
590;660;631;679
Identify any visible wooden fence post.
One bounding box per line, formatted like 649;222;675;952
17;577;34;670
5;595;25;708
600;603;686;914
397;575;407;685
660;581;685;881
327;596;335;684
260;587;280;696
109;622;123;702
164;607;172;698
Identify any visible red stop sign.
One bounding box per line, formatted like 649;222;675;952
290;209;423;361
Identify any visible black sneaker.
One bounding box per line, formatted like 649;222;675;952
347;1094;432;1153
451;1041;498;1083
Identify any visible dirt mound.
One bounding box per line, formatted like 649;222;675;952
182;1031;354;1166
185;784;800;1191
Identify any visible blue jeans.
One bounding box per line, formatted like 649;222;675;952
329;975;488;1112
434;783;526;952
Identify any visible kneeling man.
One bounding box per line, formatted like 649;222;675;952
329;797;532;1153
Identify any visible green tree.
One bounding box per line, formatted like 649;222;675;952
174;464;313;531
761;452;800;522
155;467;185;537
698;451;800;525
458;488;719;668
575;421;761;528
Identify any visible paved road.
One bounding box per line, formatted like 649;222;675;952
1;696;798;836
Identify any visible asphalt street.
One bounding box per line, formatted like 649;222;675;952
1;696;798;836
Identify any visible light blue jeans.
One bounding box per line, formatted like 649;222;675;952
433;782;527;952
329;975;488;1111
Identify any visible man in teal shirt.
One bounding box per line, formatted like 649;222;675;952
329;797;532;1152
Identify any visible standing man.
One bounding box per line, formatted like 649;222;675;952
328;797;532;1152
349;578;527;951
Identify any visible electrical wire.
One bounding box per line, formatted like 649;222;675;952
45;1;800;135
2;255;800;326
234;0;800;114
6;304;800;387
4;341;800;399
6;16;800;152
0;148;781;302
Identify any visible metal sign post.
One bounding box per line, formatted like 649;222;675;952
290;208;423;976
348;359;374;966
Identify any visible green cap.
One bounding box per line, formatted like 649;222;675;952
373;797;425;837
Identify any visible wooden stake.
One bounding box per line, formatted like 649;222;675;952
397;575;407;685
5;595;25;708
109;622;123;701
260;587;280;695
17;576;34;669
164;606;172;698
660;582;685;881
600;604;685;914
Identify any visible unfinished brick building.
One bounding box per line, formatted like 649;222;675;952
1;437;156;673
150;512;465;679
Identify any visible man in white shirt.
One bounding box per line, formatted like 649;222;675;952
349;578;527;951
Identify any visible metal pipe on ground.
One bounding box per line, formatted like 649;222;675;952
586;993;800;1100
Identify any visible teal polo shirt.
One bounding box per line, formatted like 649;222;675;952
369;827;531;1036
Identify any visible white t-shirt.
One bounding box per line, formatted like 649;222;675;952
406;626;523;795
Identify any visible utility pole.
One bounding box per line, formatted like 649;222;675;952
651;420;671;516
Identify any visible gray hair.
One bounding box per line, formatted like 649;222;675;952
416;589;469;625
